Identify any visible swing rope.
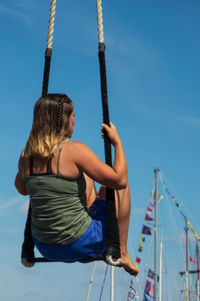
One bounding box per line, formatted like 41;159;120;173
21;0;121;267
96;0;121;266
21;0;57;267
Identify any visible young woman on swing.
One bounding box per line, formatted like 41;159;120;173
15;93;138;276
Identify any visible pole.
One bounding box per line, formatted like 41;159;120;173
159;242;163;301
196;238;200;301
110;266;114;301
154;168;159;301
86;262;96;301
184;220;189;301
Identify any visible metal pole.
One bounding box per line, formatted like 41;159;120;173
184;220;189;301
196;238;200;301
86;262;96;301
159;242;163;301
154;168;159;301
110;266;114;301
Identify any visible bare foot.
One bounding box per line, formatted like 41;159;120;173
120;252;139;276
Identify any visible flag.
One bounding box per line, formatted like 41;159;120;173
143;294;150;301
145;213;154;221
147;269;154;279
138;242;143;252
148;200;154;207
128;288;136;299
128;292;134;299
148;269;160;282
190;256;197;264
140;235;145;242
142;225;152;235
147;207;153;212
136;257;141;264
145;280;154;297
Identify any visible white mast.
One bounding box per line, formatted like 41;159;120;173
154;168;160;301
86;262;96;301
110;266;115;301
159;242;163;301
184;220;189;301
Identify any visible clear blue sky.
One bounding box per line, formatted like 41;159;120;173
0;0;200;300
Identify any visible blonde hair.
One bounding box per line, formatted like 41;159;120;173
22;94;73;159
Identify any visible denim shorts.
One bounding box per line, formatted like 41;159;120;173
33;199;107;262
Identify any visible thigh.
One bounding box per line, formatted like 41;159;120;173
83;173;98;208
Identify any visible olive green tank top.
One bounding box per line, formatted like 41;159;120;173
25;143;92;245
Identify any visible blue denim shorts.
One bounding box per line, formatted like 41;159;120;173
33;199;107;262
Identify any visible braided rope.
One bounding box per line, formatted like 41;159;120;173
96;0;104;43
47;0;57;49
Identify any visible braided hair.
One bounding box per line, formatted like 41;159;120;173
22;94;73;159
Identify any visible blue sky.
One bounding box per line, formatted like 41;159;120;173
0;0;200;300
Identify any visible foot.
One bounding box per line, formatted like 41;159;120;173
120;252;139;276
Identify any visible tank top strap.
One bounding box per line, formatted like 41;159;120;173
47;158;52;174
56;140;68;177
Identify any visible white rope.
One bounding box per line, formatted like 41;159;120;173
96;0;104;43
105;255;121;267
47;0;57;49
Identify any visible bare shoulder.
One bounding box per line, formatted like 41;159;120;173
63;141;92;155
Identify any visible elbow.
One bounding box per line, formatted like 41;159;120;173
113;175;128;190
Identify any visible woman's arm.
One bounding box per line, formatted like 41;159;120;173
73;123;128;189
14;157;27;195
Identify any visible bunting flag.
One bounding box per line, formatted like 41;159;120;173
190;256;197;264
128;288;136;299
136;257;141;264
146;207;153;213
126;279;137;301
161;178;200;240
187;220;200;240
145;213;154;221
145;280;154;298
142;225;152;235
143;294;151;301
140;235;145;242
148;200;154;207
148;268;159;282
138;242;143;252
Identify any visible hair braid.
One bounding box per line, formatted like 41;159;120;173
56;99;64;133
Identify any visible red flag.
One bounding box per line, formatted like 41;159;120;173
190;256;197;264
147;207;153;212
145;213;154;221
136;257;141;264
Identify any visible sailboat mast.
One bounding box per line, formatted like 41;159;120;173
110;266;114;301
184;219;189;301
159;242;163;301
154;168;159;301
196;238;200;301
86;262;96;301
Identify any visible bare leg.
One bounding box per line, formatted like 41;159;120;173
83;174;138;276
115;184;139;276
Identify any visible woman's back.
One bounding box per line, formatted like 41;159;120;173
24;142;91;245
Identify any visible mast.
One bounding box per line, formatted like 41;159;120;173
184;219;189;301
110;266;114;301
86;262;96;301
196;238;200;301
154;168;159;301
159;242;163;301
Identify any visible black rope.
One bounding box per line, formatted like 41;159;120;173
21;35;53;267
98;42;121;260
42;48;52;97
